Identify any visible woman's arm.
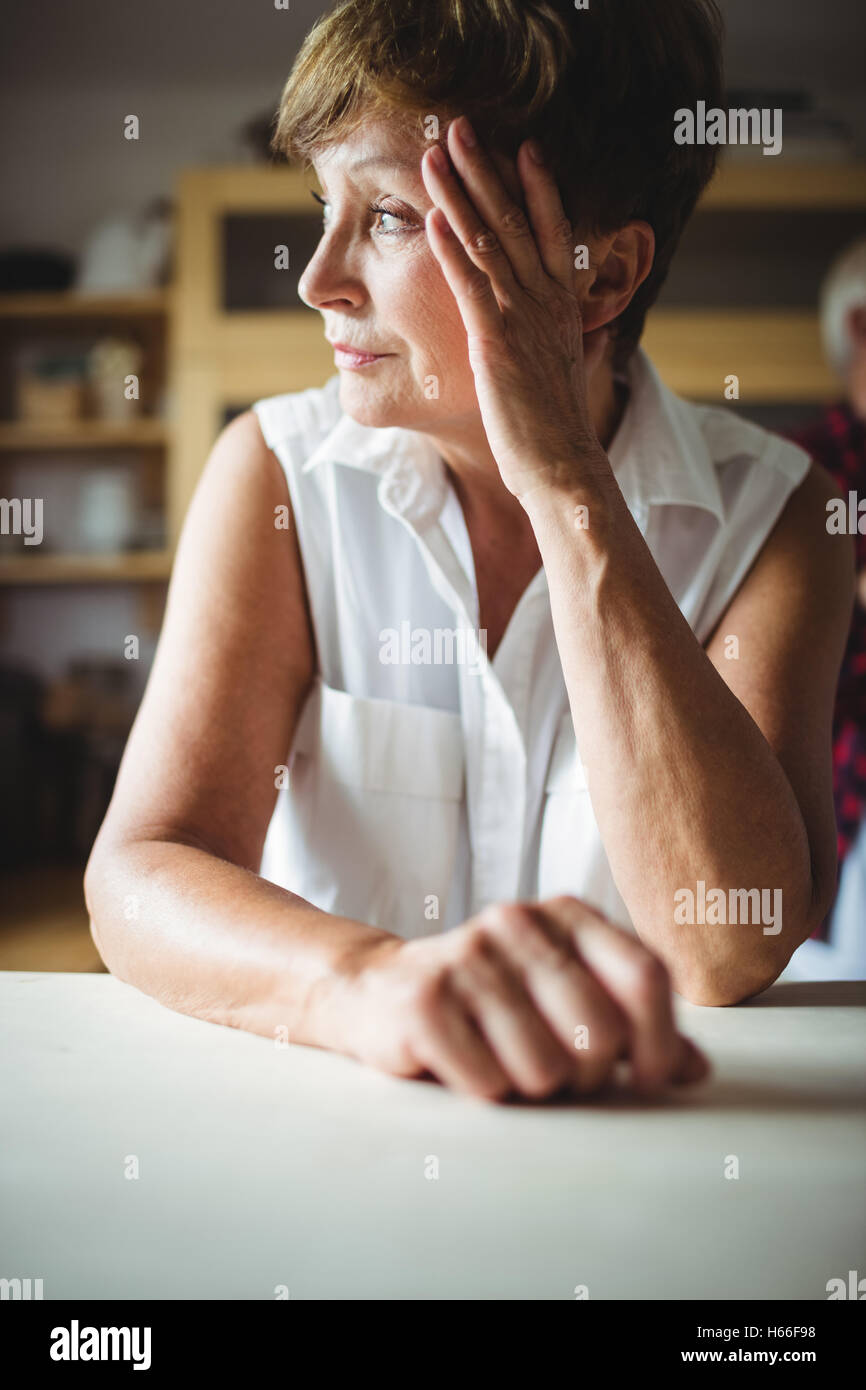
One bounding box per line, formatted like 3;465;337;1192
85;409;711;1099
521;459;855;1006
84;410;395;1045
415;122;854;1005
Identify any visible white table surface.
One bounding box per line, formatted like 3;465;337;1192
1;971;864;1300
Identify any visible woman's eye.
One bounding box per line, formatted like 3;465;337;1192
309;192;412;238
369;205;408;236
310;192;331;226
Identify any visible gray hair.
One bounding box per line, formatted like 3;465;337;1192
820;236;866;379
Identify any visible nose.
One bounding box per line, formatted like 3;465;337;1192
298;232;366;314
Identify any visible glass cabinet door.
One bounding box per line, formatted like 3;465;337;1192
221;212;323;312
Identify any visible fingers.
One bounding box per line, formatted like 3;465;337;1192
476;903;629;1095
420;117;593;394
475;896;711;1097
420;120;577;297
421;143;520;297
516;138;577;288
374;899;711;1103
551;898;709;1093
421;117;546;295
672;1034;712;1086
447;930;577;1099
423;206;505;345
408;972;512;1101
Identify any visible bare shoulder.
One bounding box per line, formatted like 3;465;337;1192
766;458;854;576
706;458;854;731
188;408;290;515
169;408;300;612
209;406;278;463
720;459;855;631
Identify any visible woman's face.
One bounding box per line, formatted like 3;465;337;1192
298;116;480;433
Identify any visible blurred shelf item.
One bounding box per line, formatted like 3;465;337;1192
0;549;172;585
0;288;172;318
0;419;168;449
702;161;866;209
643;310;838;401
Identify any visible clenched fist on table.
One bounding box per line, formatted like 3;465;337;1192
323;894;710;1101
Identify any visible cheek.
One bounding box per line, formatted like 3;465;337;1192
396;256;473;390
340;249;478;427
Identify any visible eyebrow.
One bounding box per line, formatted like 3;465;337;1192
315;153;423;189
346;155;422;174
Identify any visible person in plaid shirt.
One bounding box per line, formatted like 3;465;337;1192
786;237;866;971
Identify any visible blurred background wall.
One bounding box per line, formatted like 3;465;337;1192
0;0;864;969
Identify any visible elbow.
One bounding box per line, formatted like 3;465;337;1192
675;968;779;1008
672;943;793;1008
672;860;824;1007
82;847;99;922
673;932;807;1008
83;847;111;971
83;838;130;979
87;912;111;974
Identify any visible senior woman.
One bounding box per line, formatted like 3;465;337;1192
85;0;853;1102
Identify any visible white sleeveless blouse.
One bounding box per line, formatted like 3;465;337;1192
251;348;811;939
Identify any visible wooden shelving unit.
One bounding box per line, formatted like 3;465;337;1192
0;419;168;450
642;309;839;401
0;549;172;586
0;291;175;968
172;164;329;537
0;288;171;319
700;159;866;209
0;285;173;590
169;158;866;527
642;161;866;401
3;156;864;970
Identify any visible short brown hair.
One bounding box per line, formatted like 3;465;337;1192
272;0;725;370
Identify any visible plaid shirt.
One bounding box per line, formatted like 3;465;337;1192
788;403;866;938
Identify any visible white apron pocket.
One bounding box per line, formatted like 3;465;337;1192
260;679;465;938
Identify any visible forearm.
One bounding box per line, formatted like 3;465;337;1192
522;460;814;1003
84;837;396;1048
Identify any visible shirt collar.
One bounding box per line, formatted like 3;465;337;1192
607;348;725;524
301;345;725;526
301;403;449;527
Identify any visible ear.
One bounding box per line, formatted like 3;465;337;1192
580;221;655;334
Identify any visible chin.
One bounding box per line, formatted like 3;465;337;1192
337;374;432;432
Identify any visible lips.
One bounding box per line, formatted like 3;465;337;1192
330;341;383;354
331;341;389;368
